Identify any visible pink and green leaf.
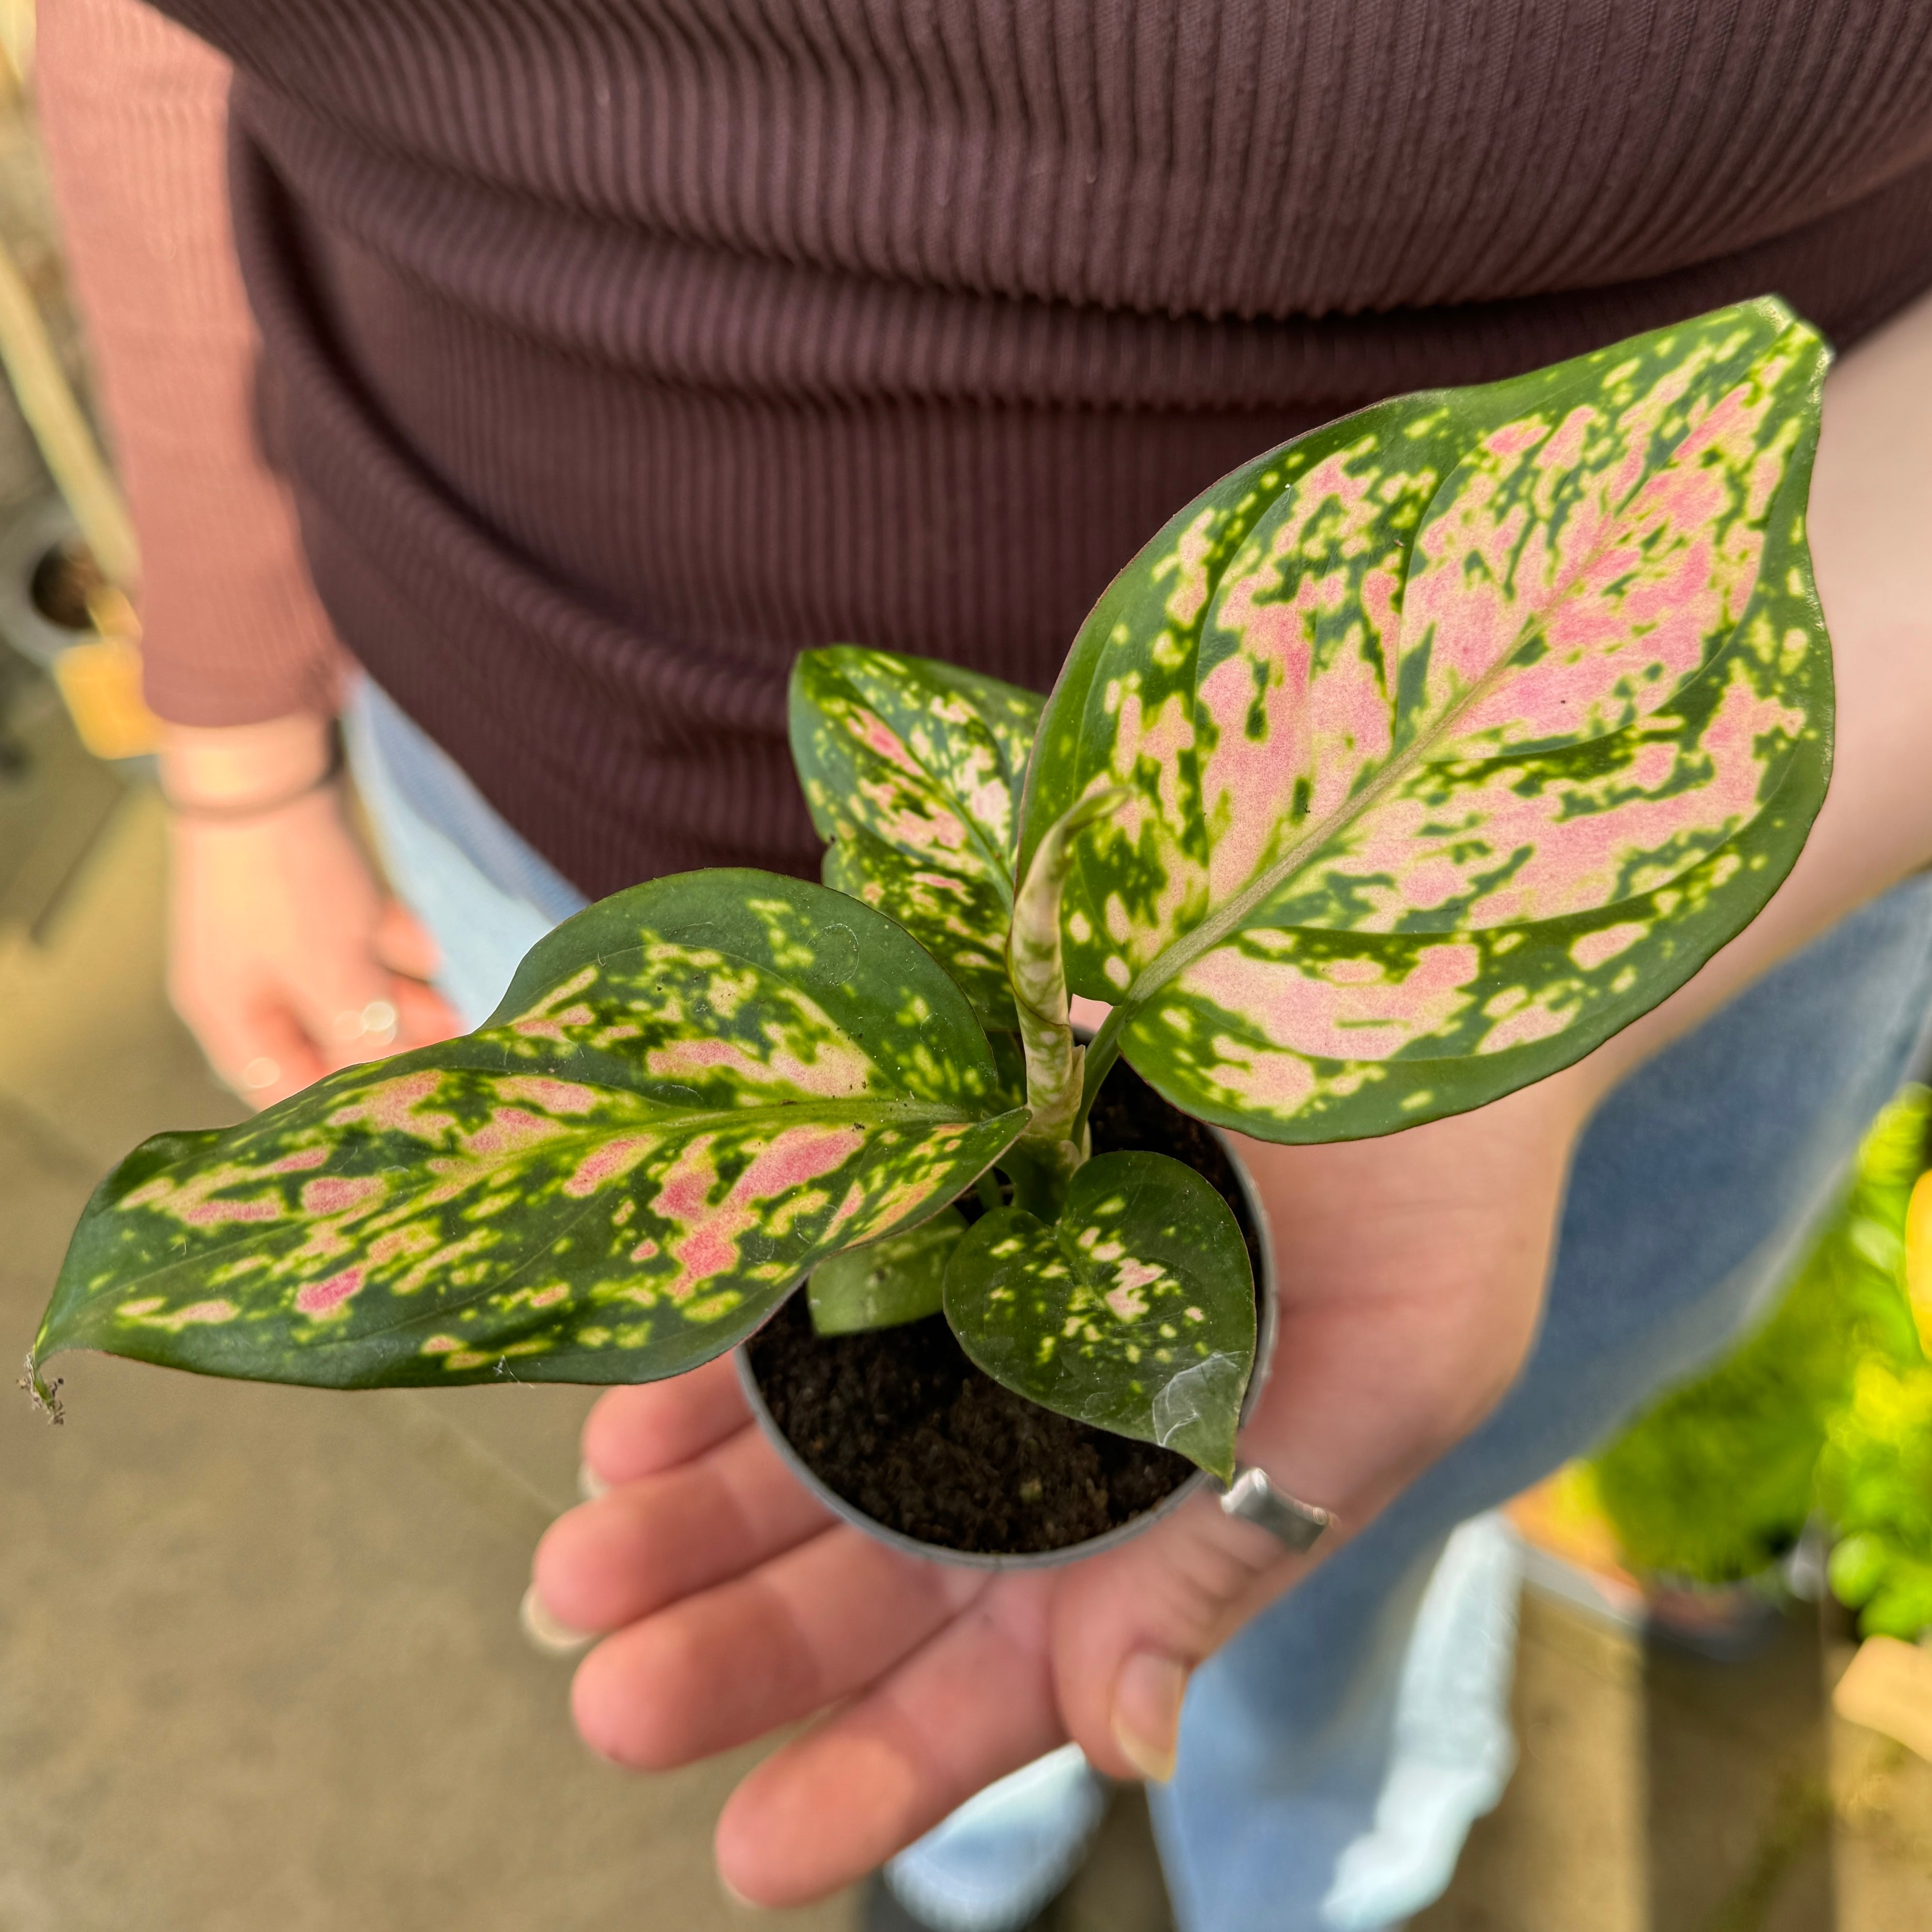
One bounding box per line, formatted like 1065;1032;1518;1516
32;873;1023;1397
943;1151;1254;1481
1024;299;1833;1140
822;829;1014;1036
790;647;1044;1029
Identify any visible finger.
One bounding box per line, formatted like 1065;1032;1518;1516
293;994;402;1072
1040;1272;1522;1788
571;1528;987;1771
391;973;464;1047
1047;1280;1404;1785
1049;1488;1304;1783
282;943;408;1075
1045;1269;1392;1784
580;1355;752;1485
373;897;442;980
183;991;327;1109
715;1572;1062;1907
533;1421;832;1633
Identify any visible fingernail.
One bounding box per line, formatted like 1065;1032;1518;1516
1112;1652;1189;1784
577;1460;608;1501
519;1582;596;1657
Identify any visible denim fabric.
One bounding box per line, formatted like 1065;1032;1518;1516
1315;1514;1521;1930
883;1744;1108;1932
343;682;586;1027
346;679;1932;1931
355;679;587;928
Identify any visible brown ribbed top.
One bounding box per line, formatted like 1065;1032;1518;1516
41;0;1932;894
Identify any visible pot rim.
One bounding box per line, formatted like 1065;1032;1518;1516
736;1122;1279;1571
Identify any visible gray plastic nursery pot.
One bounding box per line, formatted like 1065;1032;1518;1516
737;1123;1280;1571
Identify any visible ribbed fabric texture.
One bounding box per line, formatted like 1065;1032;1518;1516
68;2;1932;891
36;0;345;726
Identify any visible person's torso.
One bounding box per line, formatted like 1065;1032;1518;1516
165;0;1932;323
154;0;1932;891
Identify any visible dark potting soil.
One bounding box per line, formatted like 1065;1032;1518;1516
744;1059;1264;1556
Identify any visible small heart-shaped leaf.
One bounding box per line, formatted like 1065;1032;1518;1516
807;1207;966;1336
943;1151;1254;1480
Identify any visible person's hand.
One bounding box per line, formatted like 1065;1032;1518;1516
529;1063;1598;1907
162;715;462;1106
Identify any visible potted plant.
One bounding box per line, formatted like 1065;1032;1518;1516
26;297;1833;1568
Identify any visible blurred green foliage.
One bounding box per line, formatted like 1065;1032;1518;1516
1820;1357;1932;1639
1590;1088;1932;1635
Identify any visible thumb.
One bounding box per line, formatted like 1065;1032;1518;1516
1110;1651;1193;1783
1049;1483;1322;1784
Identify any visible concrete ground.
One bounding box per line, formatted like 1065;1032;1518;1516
1416;1588;1932;1932
5;662;1932;1932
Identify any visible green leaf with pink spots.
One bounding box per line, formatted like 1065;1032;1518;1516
31;873;1023;1399
1024;299;1833;1141
791;647;1044;1030
944;1151;1254;1481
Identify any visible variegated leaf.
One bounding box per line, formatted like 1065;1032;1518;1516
1023;299;1832;1139
790;647;1044;1028
32;873;1023;1398
943;1151;1254;1480
807;1207;965;1336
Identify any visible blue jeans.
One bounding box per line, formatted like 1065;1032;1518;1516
346;679;1932;1930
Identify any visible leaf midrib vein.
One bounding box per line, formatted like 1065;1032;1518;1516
1110;591;1532;1022
104;1097;1008;1277
1109;408;1715;1019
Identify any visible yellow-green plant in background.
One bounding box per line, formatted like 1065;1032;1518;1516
1821;1355;1932;1639
1591;1088;1932;1636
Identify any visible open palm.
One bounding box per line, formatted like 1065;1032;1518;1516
532;1070;1588;1907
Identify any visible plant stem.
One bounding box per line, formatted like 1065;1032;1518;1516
997;1143;1064;1220
975;1169;1007;1215
1008;787;1130;1190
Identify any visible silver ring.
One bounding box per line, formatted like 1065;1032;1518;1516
1219;1465;1334;1554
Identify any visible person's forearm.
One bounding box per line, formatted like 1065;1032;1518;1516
37;0;343;726
1566;287;1932;1113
